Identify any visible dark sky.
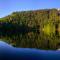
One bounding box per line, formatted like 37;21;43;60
0;0;60;18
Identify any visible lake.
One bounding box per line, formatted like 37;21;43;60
0;41;60;60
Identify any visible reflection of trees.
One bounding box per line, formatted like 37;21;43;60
0;22;40;48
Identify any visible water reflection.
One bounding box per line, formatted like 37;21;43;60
0;41;60;60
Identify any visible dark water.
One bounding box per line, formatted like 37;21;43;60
0;41;60;60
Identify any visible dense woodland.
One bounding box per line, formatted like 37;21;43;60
0;9;60;50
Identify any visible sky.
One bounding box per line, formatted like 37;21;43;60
0;0;60;18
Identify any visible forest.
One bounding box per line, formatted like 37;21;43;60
0;8;60;50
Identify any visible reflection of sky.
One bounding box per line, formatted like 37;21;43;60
0;41;60;60
0;41;12;48
0;0;60;18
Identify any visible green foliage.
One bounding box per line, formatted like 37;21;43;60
0;8;60;50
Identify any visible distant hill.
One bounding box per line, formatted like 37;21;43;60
0;8;60;50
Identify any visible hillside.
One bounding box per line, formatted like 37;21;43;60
0;8;60;50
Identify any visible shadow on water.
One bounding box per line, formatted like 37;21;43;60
0;41;60;60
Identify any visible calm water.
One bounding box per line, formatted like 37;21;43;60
0;41;60;60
